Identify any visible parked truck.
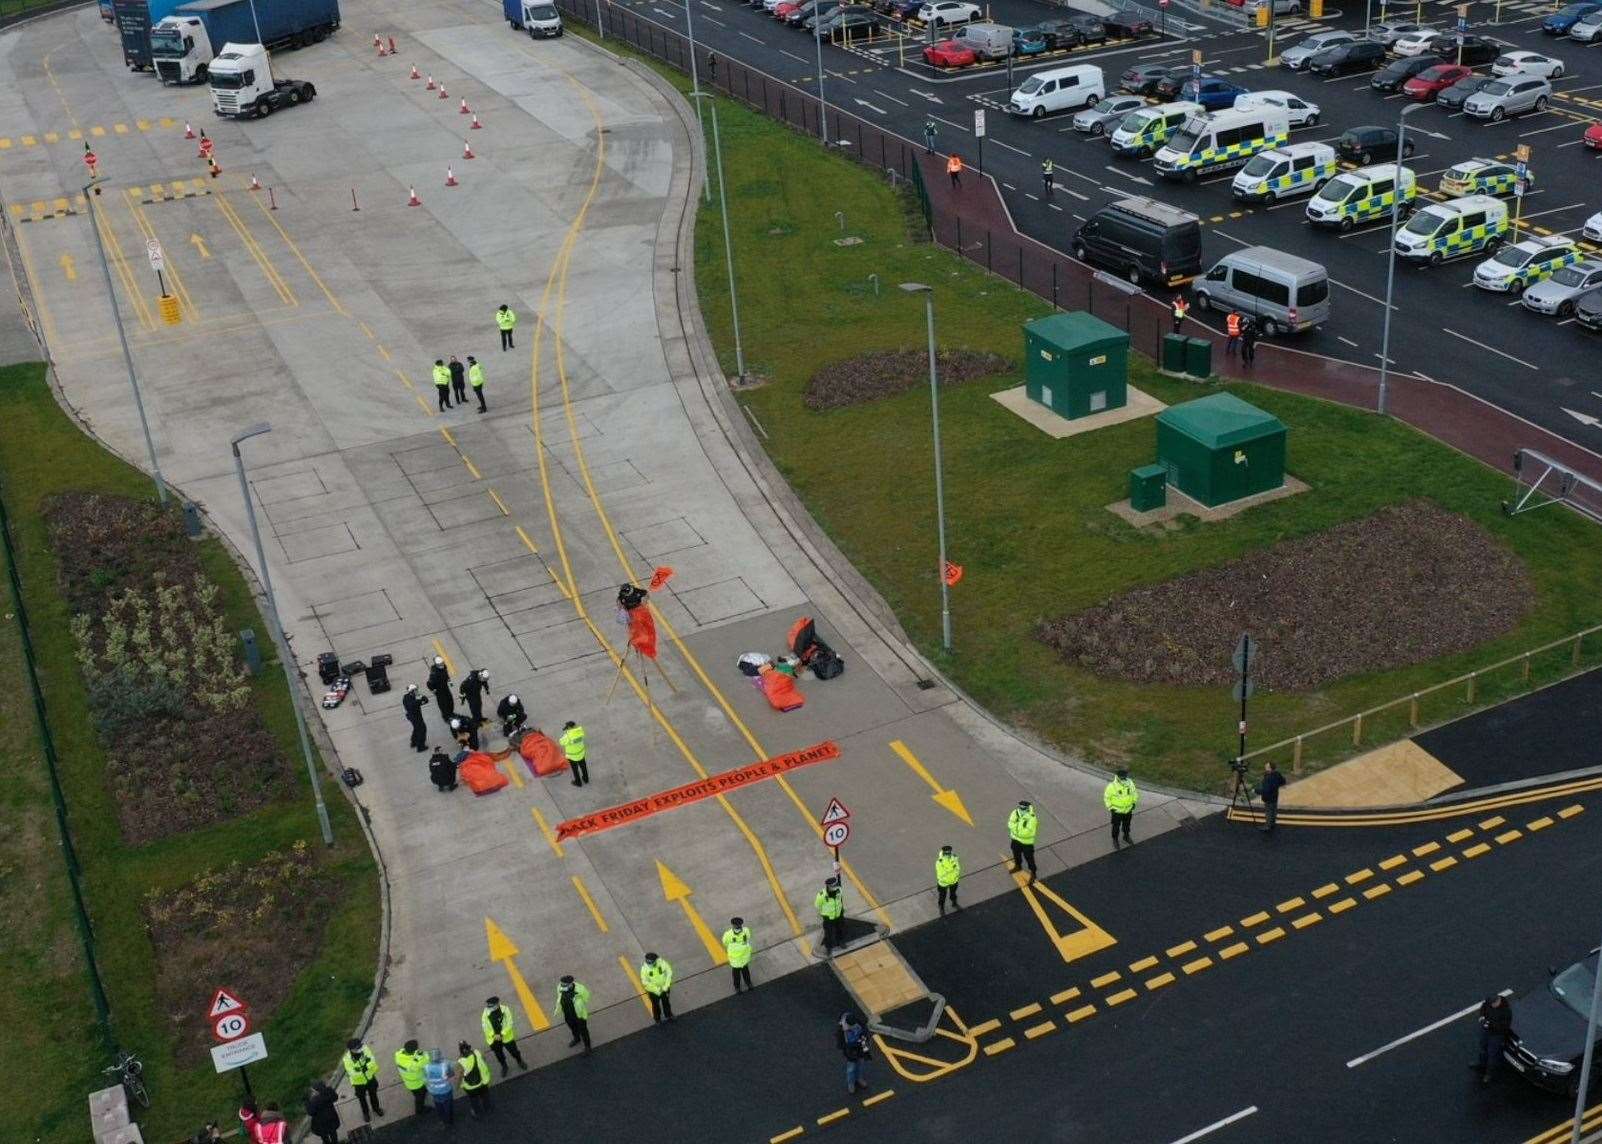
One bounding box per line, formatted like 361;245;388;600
113;0;186;70
150;0;339;84
208;42;316;118
503;0;564;36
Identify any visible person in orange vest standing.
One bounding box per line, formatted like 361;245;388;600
1171;294;1190;335
947;153;962;189
1225;310;1242;356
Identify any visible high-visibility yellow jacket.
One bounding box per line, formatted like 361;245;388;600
342;1046;378;1085
458;1049;492;1091
394;1048;428;1091
555;981;591;1020
722;926;753;968
816;888;843;920
495;307;517;331
431;364;450;388
482;1003;516;1044
559;724;586;761
468;362;485;388
1008;807;1038;845
641;958;674;995
1105;777;1139;814
936;851;961;887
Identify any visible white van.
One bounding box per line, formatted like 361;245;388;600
1305;163;1417;230
1109;100;1201;158
1194;247;1330;335
1009;64;1105;117
949;22;1014;60
1232;89;1319;128
1152;108;1291;181
1393;195;1508;264
1230;141;1336;202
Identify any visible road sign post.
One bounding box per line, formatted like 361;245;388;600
973;108;985;173
1232;632;1257;762
206;988;263;1099
820;797;852;871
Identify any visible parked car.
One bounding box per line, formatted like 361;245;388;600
1367;19;1430;44
944;20;1013;58
816;6;884;38
1009;63;1105;116
1403;63;1471;101
1063;12;1108;43
1390;27;1443;55
879;0;924;17
1492;49;1565;78
1463;75;1551;120
922;37;976;66
1012;26;1048;55
1542;1;1599;32
1120;62;1187;95
1073;92;1147;135
1235;89;1320;126
915;0;979;27
1578;286;1602;331
1180;76;1249;110
1522;261;1602;317
1570;9;1602;39
1436;74;1497;110
1371;55;1437;92
785;0;842;26
1503;953;1602;1092
1280;29;1356;70
1027;19;1081;49
1244;0;1300;13
1439;157;1529;197
1429;34;1501;65
1587;123;1602;149
1337;125;1415;165
1308;40;1386;76
1474;235;1578;293
1102;10;1154;38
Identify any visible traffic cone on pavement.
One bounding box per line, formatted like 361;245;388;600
426;74;436;90
196;129;208;158
249;173;261;191
208;155;221;179
463;139;475;160
470;113;483;130
460;98;471;115
445;166;459;187
410;64;420;80
389;35;397;54
184;121;196;139
438;85;448;101
408;186;422;206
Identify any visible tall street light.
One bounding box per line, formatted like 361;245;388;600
899;283;952;652
1377;101;1425;417
814;4;830;146
83;176;167;505
1570;923;1602;1144
231;423;334;847
690;91;746;380
683;0;710;202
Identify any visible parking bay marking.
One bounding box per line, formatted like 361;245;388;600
1346;989;1513;1068
1442;327;1538;370
1167;1106;1260;1144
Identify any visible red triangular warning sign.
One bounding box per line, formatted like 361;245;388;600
208;987;248;1018
819;797;851;827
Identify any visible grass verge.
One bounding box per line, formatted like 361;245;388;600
0;362;378;1144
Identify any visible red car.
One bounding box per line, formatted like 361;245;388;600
773;1;803;17
1403;63;1471;101
923;38;977;67
1587;123;1602;150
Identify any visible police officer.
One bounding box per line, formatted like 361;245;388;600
341;1037;385;1124
496;303;517;351
923;117;938;154
1105;766;1139;847
497;692;527;739
1042;157;1054;196
1225;310;1243;357
723;917;754;993
560;720;589;787
935;844;962;913
481;996;528;1076
467;355;487;413
641;952;675;1023
429;746;458;792
1240;314;1260;366
1008;800;1039;883
427;656;455;727
456;1041;492;1119
432;359;453;410
556;976;592;1053
393;1039;430;1116
450;714;479;752
402;683;429;752
459;668;490;729
816;875;845;951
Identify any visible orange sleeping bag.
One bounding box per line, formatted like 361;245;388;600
759;665;805;712
518;732;569;778
458;752;509;795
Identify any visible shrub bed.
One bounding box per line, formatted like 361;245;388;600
804;349;1012;411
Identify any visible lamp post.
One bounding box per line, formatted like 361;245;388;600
814;3;830;145
690;92;746;381
1377;102;1425;417
1570;924;1602;1144
899;283;952;653
683;0;710;202
83;177;167;505
245;0;263;43
231;424;334;847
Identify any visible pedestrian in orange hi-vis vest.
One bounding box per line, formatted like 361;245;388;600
947;153;963;189
1171;295;1190;334
1225;310;1242;357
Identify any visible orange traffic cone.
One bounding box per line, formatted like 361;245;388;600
425;74;436;90
208;156;221;179
410;64;420;80
445;166;459;187
470;113;482;130
374;33;384;55
438;85;448;101
249;173;261;191
184;121;196;139
408;186;422;206
463;139;475;160
196;130;208;158
459;98;471;115
389;35;397;54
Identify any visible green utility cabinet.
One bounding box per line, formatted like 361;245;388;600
1161;333;1187;374
1155;393;1286;507
1130;464;1167;512
1023;312;1128;420
1184;337;1212;380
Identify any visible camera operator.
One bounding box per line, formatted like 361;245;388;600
1256;761;1286;834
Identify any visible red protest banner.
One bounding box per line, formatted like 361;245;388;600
555;741;840;841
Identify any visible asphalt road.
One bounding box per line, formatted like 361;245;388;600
607;0;1602;454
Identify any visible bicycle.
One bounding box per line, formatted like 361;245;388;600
103;1049;149;1109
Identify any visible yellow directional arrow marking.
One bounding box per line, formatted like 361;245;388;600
1013;868;1117;965
656;860;728;965
58;253;76;282
890;740;973;827
189;232;210;258
484;917;550;1030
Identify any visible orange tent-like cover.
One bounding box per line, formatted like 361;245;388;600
458;752;509;796
518;732;569;778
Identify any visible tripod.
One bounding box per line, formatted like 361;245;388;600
1228;761;1259;824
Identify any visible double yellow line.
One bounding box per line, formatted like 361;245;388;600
1232;772;1602;828
121;190;198;321
91;199;154;331
213;190;296;306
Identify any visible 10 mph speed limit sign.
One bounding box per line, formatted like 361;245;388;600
824;821;850;848
214;1011;252;1042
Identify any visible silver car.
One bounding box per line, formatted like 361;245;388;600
1570;10;1602;40
1279;29;1356;71
1073;93;1146;135
1463;75;1551;121
1367;20;1429;45
1521;261;1602;317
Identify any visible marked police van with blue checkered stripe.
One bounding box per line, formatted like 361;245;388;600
1152;108;1291;183
1231;142;1337;203
1305;164;1417;230
1393;195;1509;265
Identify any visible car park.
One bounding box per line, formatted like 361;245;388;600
1492;50;1564;79
1504;954;1602;1093
1012;26;1048;55
773;0;803;19
1391;27;1443;55
1436;74;1497;111
1429;34;1501;65
1234;90;1320;126
1367;20;1430;45
1570;9;1602;40
1403;63;1471;101
1578;288;1602;331
1154;107;1290;181
1073;93;1147;135
1393;195;1508;263
923;37;976;66
1009;64;1105;117
1153;69;1199;100
1244;0;1301;13
1192;246;1330;334
1543;1;1599;33
1463;75;1551;121
1027;19;1081;49
1521;261;1602;317
1308;41;1386;76
1587;210;1602;242
944;21;1012;59
785;0;841;26
1071;196;1203;286
816;6;883;37
1110;100;1202;156
1280;29;1356;70
1180;77;1250;111
1337;125;1416;165
915;0;979;27
1063;12;1108;44
1473;236;1580;293
1439;158;1528;197
1230;140;1336;202
1120;62;1187;94
882;0;925;18
1306;163;1417;229
1102;11;1153;39
1372;55;1437;93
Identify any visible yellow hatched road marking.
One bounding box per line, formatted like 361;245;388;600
862;1091;895;1107
983;1037;1016;1056
1328;898;1357;915
1066;1004;1097;1023
1526;818;1551;832
817;1108;849;1127
1145;972;1175;991
1205;925;1234;942
1447;828;1473;843
1463;843;1491;859
1291;914;1322;930
1412;842;1440;858
1276;896;1305;913
1183;956;1214;975
1311;884;1339;900
1219;942;1249;960
967;1018;1000;1037
1346;869;1373;885
1559;805;1585;819
1050;987;1080;1005
1024;1020;1057;1040
1009;1002;1041;1021
1241;911;1269;928
1364;883;1393;900
114;122;129;134
771;1129;804;1143
1429;857;1458;873
1090;971;1121;989
1129;956;1159;974
1397;870;1425;886
1256;927;1286;946
1167;940;1197;958
1479;816;1506;830
44;131;58;144
1106;988;1138;1007
1379;855;1407;870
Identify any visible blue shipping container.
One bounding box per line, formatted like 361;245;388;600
173;0;341;51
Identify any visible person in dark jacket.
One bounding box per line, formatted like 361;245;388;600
429;747;458;792
402;684;430;752
1475;995;1514;1084
1240;317;1260;366
449;355;467;405
497;693;527;739
451;715;480;752
459;668;490;729
305;1081;340;1144
1256;761;1286;833
837;1012;871;1094
427;656;455;727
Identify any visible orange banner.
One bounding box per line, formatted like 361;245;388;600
554;741;840;841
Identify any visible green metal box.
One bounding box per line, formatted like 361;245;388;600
1156;393;1286;507
1129;463;1167;512
1161;333;1188;374
1183;336;1213;380
1023;312;1129;420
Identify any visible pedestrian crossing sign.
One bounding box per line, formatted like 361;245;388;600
207;987;248;1018
820;797;852;827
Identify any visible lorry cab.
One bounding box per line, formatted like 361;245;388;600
208;42;317;118
150;15;211;83
506;0;564;35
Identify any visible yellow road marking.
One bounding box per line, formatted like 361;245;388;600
1463;843;1490;859
1166;940;1197;958
1379;855;1408;870
1276;896;1305;913
1346;869;1373;885
1478;816;1506;830
862;1090;895;1107
358;321;375;339
770;1129;804;1143
571;875;609;933
415;394;432;415
1204;925;1234;942
213;192;296;306
1241;911;1269;928
500;758;524;789
1291;914;1322;931
617;955;654;1017
1429;856;1458;873
817;1109;849;1126
530;806;564;858
1246;777;1599;827
1364;883;1393;900
1090;971;1121;989
1009;1002;1041;1021
377;344;391;361
1256;927;1286;946
1559;804;1585;819
1311;884;1339;900
245;189;347;315
1145;972;1175;991
484;918;551;1030
488;488;510;515
463;456;482;480
1106;988;1138;1007
1397;870;1425;886
1219;942;1249;960
966;1019;1000;1037
431;638;456;677
1447;828;1473;843
1050;987;1080;1005
123;193;199;321
1129;956;1159;974
657;860;729;965
1526;817;1552;832
91;199;155;331
983;1037;1016;1056
1024;1020;1057;1040
1066;1004;1096;1023
90;126;104;137
1412;842;1441;858
888;740;974;826
1183;956;1214;975
114;122;128;134
1328;897;1357;915
439;427;457;447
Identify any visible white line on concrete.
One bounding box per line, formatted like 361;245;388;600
739;30;763;42
1520;120;1583;136
1442;327;1539;369
1564;82;1602;94
1347;992;1511;1068
908;87;944;104
987;138;1031;156
699;12;725;24
1517;201;1587;220
1104;164;1152;184
1066;188;1089;201
1167;1106;1260;1144
1338;335;1359;347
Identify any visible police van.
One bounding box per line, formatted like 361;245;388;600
1305;163;1417;230
1230;142;1336;203
1393;195;1509;264
1109;101;1201;158
1152;108;1291;182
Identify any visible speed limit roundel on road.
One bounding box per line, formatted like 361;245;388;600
214;1011;252;1043
824;821;850;848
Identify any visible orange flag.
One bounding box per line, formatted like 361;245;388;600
943;561;964;587
648;566;675;591
628;606;658;660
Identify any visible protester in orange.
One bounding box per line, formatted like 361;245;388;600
947;153;963;189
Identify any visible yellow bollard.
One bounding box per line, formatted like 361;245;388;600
1256;5;1269;25
1310;0;1323;16
158;294;181;325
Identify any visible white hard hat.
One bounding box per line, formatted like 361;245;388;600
433;656;445;666
507;694;519;705
406;683;417;693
